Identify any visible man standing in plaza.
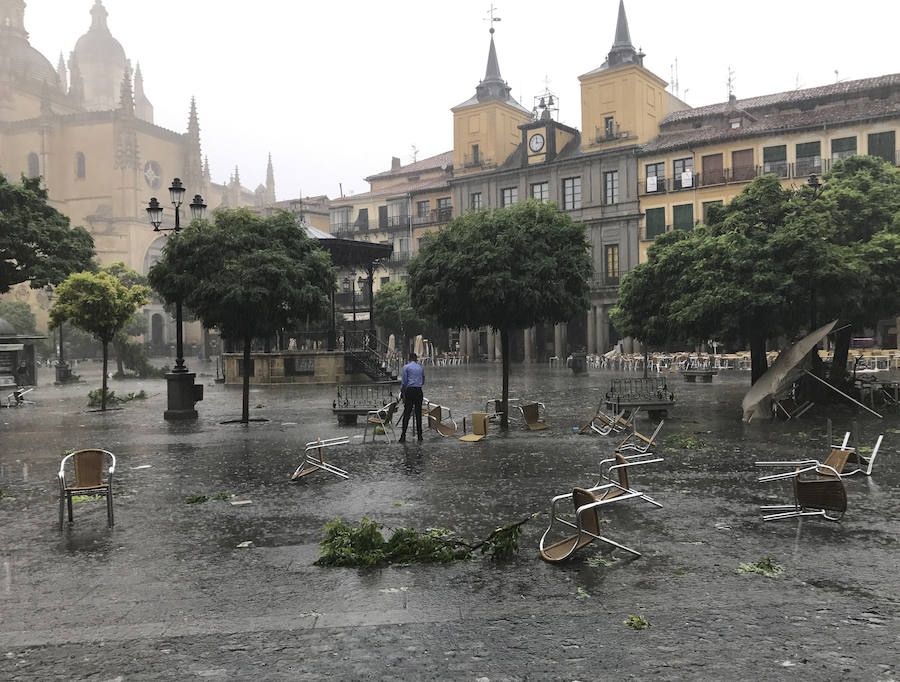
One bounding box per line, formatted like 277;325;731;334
398;352;425;443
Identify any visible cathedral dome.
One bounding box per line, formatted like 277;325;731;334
71;0;127;111
0;0;59;86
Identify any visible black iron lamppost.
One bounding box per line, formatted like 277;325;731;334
808;173;823;197
146;178;207;419
44;284;71;384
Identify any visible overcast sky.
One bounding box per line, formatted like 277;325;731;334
24;0;900;201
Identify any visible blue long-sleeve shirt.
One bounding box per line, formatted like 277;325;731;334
401;361;425;393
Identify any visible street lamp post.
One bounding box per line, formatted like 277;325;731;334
147;178;207;420
44;285;71;384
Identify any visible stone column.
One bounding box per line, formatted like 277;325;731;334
468;329;479;361
554;323;564;358
494;332;502;361
523;327;534;363
597;306;609;355
487;329;496;361
458;328;467;358
587;306;596;355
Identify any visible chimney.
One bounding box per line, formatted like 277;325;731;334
391;156;401;171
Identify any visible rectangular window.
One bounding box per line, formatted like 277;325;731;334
605;244;620;284
645;207;666;239
470;192;482;210
604;116;615;138
603;170;619;204
329;207;351;232
380;276;390;286
701;153;724;185
355;208;368;230
436;197;452;221
795;141;822;176
831;136;856;160
562;177;581;210
378;205;388;229
416;200;430;218
763;145;788;177
531;181;549;202
731;148;755;182
702;200;723;224
472;144;480;165
673;203;694;230
673;157;694;189
501;187;518;207
387;199;407;228
645;162;665;192
868;131;896;164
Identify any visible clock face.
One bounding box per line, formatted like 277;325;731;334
529;133;545;153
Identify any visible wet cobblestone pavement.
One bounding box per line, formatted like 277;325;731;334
1;361;898;680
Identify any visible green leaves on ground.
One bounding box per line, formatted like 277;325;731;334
623;615;651;630
575;587;591;599
87;389;147;407
315;517;533;567
738;557;784;577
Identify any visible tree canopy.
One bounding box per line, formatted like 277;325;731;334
408;199;591;428
611;156;900;387
148;208;334;422
0;175;95;293
0;300;37;334
49;270;149;410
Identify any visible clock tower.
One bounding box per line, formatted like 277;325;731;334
520;91;578;166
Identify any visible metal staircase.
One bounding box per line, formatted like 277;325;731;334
343;331;400;383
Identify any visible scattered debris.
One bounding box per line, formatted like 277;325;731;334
230;500;252;506
131;465;152;470
665;432;705;449
236;541;253;549
186;494;209;504
576;587;591;599
623;614;651;630
71;494;103;503
738;557;784;577
586;556;618;568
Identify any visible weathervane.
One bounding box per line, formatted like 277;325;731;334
486;3;501;33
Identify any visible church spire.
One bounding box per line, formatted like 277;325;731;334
118;62;133;115
265;153;275;206
606;0;643;69
67;52;84;104
57;53;67;93
183;97;203;191
474;27;521;108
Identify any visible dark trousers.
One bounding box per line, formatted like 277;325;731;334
400;386;424;438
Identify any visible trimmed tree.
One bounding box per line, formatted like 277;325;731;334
48;271;149;410
373;280;427;357
408;199;591;429
148;208;333;423
0;175;95;294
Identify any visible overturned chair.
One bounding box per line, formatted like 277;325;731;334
616;419;664;455
58;449;116;530
518;401;548;431
292;436;351;480
424;402;458;437
756;460;848;521
539;453;663;562
578;406;634;435
459;412;489;442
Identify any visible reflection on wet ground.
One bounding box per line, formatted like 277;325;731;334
1;361;898;679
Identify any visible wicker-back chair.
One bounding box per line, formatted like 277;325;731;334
58;449;116;530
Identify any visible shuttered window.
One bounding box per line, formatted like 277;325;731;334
645;207;666;239
673;204;694;230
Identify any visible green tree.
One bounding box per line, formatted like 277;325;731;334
101;262;157;377
0;300;37;334
148;208;333;423
49;271;150;410
373;281;426;356
408;200;591;429
0;175;95;293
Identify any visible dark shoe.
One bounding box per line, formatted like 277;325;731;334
398;435;406;443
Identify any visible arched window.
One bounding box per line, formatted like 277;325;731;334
75;152;86;179
26;153;39;178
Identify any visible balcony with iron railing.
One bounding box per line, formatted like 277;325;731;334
411;207;453;227
386;250;412;266
378;214;409;231
463;154;495;170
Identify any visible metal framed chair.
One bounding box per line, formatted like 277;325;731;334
58;449;116;530
757;461;848;521
616;419;664;454
292;437;351;480
539;454;663;562
518;401;548;431
363;400;399;443
459;412;489;442
577;406;631;435
425;403;458;437
485;398;519;423
756;433;883;479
